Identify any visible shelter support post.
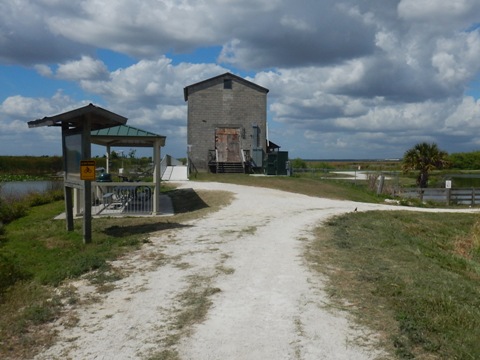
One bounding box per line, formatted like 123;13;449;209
106;145;111;173
64;186;74;231
83;182;92;243
153;139;162;215
62;124;74;231
74;189;82;216
82;114;92;244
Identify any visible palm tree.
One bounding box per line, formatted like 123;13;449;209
402;142;449;188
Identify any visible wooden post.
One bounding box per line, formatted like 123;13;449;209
376;174;385;195
153;139;161;215
64;186;74;231
106;145;111;173
74;188;82;216
82;114;92;244
62;124;74;231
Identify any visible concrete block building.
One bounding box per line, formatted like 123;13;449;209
184;72;269;173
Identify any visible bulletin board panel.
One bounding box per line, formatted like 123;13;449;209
63;129;83;188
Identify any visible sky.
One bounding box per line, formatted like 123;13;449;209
1;0;480;160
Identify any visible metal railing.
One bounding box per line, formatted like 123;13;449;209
401;187;480;206
188;157;198;178
93;182;154;215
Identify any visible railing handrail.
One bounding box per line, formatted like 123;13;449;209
93;181;155;187
160;155;168;177
92;182;154;215
188;157;198;178
400;186;480;206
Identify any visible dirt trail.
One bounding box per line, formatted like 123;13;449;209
34;181;477;360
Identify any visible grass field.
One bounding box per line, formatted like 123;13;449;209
192;172;389;202
1;174;479;359
309;211;480;359
0;187;231;359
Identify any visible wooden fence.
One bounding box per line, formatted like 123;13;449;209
400;188;480;206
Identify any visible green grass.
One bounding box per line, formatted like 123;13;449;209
1;201;130;287
193;172;386;203
2;173;480;359
308;211;480;359
0;187;231;359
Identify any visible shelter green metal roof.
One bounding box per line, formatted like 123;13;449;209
91;124;166;147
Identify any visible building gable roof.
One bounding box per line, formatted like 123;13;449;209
183;72;269;101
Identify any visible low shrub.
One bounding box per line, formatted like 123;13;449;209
0;189;64;225
0;197;29;224
25;189;64;207
0;253;32;301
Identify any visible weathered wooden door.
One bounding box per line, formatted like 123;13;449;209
215;128;241;162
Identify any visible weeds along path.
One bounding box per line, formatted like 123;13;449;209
34;181;479;360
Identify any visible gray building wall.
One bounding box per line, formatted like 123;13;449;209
185;74;268;171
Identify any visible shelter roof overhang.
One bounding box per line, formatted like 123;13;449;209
27;103;127;130
91;124;166;148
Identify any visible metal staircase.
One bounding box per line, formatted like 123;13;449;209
216;162;244;173
208;149;246;173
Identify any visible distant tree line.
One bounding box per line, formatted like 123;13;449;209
402;143;480;188
1;149;480;179
447;151;480;170
0;156;63;176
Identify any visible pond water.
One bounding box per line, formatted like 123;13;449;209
0;180;62;198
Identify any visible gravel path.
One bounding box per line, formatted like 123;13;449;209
34;181;478;360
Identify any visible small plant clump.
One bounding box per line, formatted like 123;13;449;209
453;218;480;260
0;188;64;225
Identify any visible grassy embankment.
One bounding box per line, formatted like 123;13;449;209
0;184;228;359
310;211;480;359
0;170;479;359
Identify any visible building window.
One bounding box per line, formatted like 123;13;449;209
224;79;232;89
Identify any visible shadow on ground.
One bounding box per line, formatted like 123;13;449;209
167;188;209;214
103;222;192;237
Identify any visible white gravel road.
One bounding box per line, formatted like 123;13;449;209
34;181;478;360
